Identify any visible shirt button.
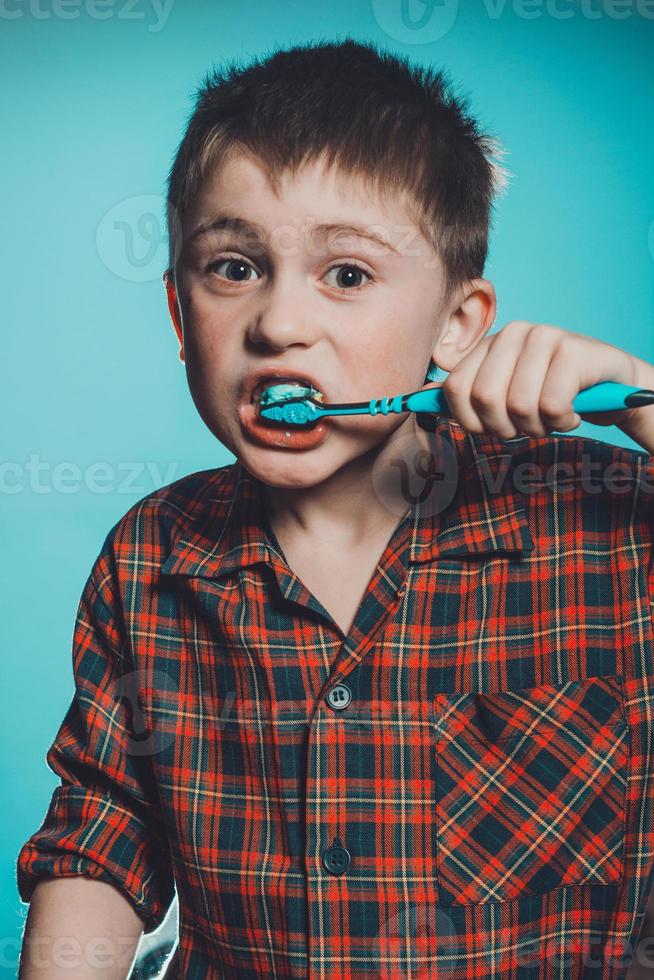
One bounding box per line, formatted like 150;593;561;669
322;837;351;875
325;683;352;711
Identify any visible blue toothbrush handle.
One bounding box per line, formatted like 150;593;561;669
569;382;653;412
392;380;654;417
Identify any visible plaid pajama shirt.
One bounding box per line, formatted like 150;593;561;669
16;416;654;978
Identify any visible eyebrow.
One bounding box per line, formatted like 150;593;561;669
189;213;399;255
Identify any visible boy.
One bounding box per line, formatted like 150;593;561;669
16;37;654;979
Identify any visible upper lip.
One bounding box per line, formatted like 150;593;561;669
244;367;327;405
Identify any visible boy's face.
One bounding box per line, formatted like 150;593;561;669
171;149;479;489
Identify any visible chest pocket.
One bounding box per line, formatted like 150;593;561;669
432;674;629;906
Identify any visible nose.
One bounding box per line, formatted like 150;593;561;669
246;275;321;352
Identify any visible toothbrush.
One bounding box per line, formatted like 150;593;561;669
257;380;654;427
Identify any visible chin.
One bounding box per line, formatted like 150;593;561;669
239;437;367;489
239;449;332;488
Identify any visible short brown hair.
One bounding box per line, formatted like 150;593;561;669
165;37;509;306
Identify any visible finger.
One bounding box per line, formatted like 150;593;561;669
537;343;585;433
445;323;535;439
467;324;544;439
441;338;496;434
577;409;631;428
505;327;563;437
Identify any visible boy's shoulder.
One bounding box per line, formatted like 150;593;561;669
504;430;653;499
436;423;654;553
439;418;653;496
410;425;654;583
94;461;244;589
492;430;654;540
111;460;241;538
508;429;651;468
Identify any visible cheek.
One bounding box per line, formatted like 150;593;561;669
348;329;428;389
186;329;220;361
182;303;233;364
182;326;236;407
179;282;226;341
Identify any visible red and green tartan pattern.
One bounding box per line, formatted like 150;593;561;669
433;675;629;905
15;417;654;977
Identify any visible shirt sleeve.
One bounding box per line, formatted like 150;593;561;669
15;542;176;934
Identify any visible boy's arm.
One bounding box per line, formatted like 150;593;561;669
15;535;175;959
18;876;144;979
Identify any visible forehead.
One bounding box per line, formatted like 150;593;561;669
184;148;432;258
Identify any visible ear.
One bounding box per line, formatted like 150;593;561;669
431;279;496;373
163;271;185;363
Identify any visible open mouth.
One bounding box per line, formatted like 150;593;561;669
239;375;331;450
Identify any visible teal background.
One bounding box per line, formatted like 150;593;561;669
2;1;653;974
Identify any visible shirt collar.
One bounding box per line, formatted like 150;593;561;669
160;417;534;580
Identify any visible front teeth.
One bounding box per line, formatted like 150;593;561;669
257;380;324;406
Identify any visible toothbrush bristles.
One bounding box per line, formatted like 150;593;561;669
259;397;322;426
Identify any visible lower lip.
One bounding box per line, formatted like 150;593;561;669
239;399;330;450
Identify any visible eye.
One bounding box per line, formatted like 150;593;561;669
204;256;373;292
206;255;261;284
323;263;373;292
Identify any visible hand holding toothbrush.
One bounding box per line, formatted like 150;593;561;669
422;320;654;446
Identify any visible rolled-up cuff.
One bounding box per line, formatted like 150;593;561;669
16;785;175;935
